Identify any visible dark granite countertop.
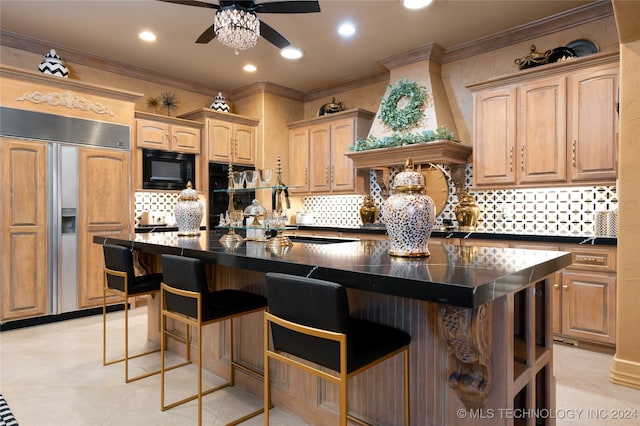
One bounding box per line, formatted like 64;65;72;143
294;225;617;246
94;231;572;308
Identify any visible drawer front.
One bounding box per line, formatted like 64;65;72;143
563;245;616;272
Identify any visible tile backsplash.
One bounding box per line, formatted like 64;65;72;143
134;191;206;227
300;165;617;237
136;165;618;237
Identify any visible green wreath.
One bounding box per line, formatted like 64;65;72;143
378;79;428;133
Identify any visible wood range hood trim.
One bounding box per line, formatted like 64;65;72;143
344;140;472;169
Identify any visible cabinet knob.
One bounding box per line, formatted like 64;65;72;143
572;140;577;167
520;146;525;171
553;284;560;289
331;165;335;183
562;285;569;290
325;166;330;184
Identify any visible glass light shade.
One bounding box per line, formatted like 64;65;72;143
214;7;260;50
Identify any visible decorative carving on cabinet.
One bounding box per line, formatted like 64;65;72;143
17;90;116;116
438;304;492;409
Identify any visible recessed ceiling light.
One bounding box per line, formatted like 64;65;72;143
138;31;157;42
243;64;257;72
281;46;304;60
402;0;433;10
338;22;356;37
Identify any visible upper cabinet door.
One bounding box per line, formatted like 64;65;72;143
171;124;201;154
208;120;233;163
136;120;169;150
288;128;310;194
233;123;256;165
473;86;517;187
309;124;331;193
330;118;356;192
518;75;567;184
568;64;619;183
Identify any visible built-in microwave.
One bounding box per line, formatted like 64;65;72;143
142;148;195;190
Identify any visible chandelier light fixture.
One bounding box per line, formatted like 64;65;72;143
214;5;260;51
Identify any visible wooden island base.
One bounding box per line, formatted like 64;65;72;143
96;233;570;425
145;264;556;426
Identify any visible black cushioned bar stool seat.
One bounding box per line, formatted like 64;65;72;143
160;254;267;426
264;272;411;425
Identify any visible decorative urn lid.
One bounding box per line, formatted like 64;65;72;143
177;181;199;201
210;92;230;112
391;158;425;193
38;49;69;78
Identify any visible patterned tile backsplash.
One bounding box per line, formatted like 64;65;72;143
136;165;617;237
300;164;617;237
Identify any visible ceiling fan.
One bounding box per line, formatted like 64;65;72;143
157;1;321;50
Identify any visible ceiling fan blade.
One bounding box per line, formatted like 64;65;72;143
254;1;320;14
195;24;217;44
260;21;290;49
156;0;219;9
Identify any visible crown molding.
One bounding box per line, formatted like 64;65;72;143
232;81;304;102
378;42;446;70
443;0;615;63
0;30;220;97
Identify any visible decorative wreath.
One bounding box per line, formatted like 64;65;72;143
378;79;428;133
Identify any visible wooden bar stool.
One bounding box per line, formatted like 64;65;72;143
102;243;165;383
264;273;411;426
160;254;268;426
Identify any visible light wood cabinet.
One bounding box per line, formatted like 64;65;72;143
472;86;517;186
561;270;616;344
512;241;616;346
568;64;619;182
288;127;310;192
287;109;374;195
135;113;201;154
207;119;256;165
518;75;567;184
179;108;258;166
77;147;131;309
469;52;619;189
1;138;49;321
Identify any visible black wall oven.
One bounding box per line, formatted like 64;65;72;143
142;148;195;190
209;162;255;227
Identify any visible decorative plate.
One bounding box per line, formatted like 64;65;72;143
548;46;577;63
566;39;599;57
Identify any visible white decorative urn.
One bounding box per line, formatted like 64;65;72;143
38;49;69;78
382;158;435;257
174;181;203;236
210;92;230;112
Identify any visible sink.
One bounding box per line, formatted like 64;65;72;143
287;236;357;244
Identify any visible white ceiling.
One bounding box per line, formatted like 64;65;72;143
0;0;594;93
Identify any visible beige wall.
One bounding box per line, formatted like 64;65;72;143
610;1;640;390
303;81;388;120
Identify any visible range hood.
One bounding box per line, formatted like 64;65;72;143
347;42;471;169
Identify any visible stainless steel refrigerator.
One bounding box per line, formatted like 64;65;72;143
49;143;79;313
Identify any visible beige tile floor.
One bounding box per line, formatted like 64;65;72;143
1;307;639;425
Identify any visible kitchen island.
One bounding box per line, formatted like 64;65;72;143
94;231;572;425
